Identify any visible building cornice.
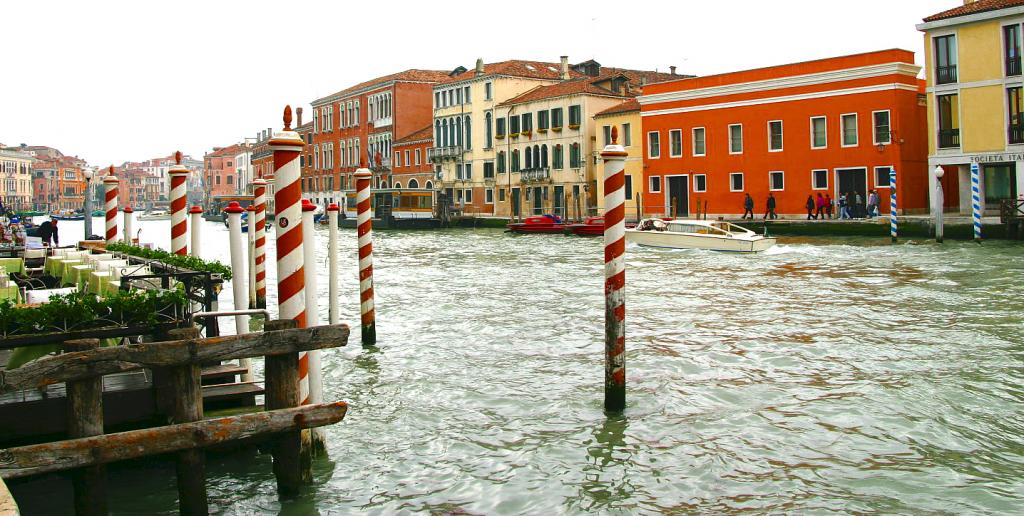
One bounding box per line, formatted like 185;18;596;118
639;62;920;106
312;79;440;107
917;6;1024;31
641;83;920;117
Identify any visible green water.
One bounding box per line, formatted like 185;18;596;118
10;227;1024;514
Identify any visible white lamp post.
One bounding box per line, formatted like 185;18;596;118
83;169;94;240
934;165;945;243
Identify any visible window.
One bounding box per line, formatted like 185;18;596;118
622;123;632;146
934;34;958;84
692;127;705;156
497;151;506;173
648;131;660;158
499;188;506;202
811;117;827;148
509;115;520;135
669;129;683;157
539;110;549;130
938;94;960;148
415;149;421;165
1010;87;1024;144
603;125;612;145
485;82;493;100
729;172;744;192
496;117;506;138
624;175;633;200
769;171;784;191
395;152;401;167
485;188;494;204
728;124;743;153
484;161;495;178
464;86;471;103
485;112;493;148
464;189;472;203
1006;25;1022;76
812;169;828;190
768;121;783;151
434;92;441;108
511;149;520;172
871;111;891;145
694;174;707;193
552;145;563;169
465;163;472;179
227;175;233;185
569;143;581;168
841;114;858;147
456;163;464;180
521;113;532;133
551;108;564;128
649;176;661;193
568;105;581;127
874;166;893;189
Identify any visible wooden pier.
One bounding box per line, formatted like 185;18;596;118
1000;198;1024;240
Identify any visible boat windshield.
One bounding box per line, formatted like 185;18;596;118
667;223;730;236
712;221;752;234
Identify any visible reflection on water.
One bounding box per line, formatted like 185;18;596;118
12;221;1024;513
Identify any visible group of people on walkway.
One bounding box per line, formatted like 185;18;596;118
740;191;883;220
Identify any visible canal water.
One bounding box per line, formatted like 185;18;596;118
16;219;1024;513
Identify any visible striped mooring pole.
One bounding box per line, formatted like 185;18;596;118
246;205;257;310
301;199;325;452
169;151;189;256
889;169;897;243
270;106;309;405
123;206;134;245
971;163;983;242
354;167;377;347
189;206;203;257
224;202;250;336
103;166;119;244
253;178;268;309
602;126;627;413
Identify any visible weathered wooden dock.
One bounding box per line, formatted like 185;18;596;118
1001;198;1024;240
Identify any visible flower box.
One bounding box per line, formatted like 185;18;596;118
510;132;520;138
538;128;548;133
496;134;505;140
521;130;532;138
552;127;563;132
569;124;581;130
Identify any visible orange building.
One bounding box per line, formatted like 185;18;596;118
639;49;929;218
392;124;435;190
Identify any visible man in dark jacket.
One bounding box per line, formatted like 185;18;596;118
37;218;58;246
764;193;777;220
742;194;754;219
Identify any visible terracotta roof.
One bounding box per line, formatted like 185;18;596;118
498;66;681;106
595;99;640;117
923;0;1024;22
440;60;583;84
207;144;245;157
395;125;433;145
313;69;451;105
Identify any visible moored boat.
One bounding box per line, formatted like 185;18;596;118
626;219;776;253
506;214;569;234
567;216;605;236
138;210;171;221
49;210;84;221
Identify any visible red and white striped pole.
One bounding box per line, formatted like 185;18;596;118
270;106;309;405
122;206;134;245
169;151;189;256
189;206;203;257
252;178;268;309
103;166;119;245
602;127;627;413
354;167;376;347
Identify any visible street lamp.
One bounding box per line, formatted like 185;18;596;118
934;165;945;243
83;168;94;240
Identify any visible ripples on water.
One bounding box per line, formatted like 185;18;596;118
17;222;1024;514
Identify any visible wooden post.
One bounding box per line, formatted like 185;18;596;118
635;193;641;222
64;338;107;516
263;319;305;498
166;327;207;516
671;199;677;219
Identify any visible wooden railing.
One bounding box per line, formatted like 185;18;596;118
0;320;349;514
1000;198;1024;223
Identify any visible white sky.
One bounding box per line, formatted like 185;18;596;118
1;0;960;167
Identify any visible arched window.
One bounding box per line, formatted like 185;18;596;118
541;144;548;168
553;144;563;169
497;151;506;173
455;117;463;147
511;149;520;172
409;178;419;189
425;180;433;190
525;146;533;169
485;112;493;148
393;182;402;189
441;119;449;147
465;116;472;150
533;145;540;168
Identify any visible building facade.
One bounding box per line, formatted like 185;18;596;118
594;99;643;220
203;144;244;201
639;49;929;218
918;0;1024;214
392;125;435;190
0;148;34;211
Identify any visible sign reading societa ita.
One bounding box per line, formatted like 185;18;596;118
969;153;1024;164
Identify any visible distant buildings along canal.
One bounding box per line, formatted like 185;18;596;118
638;49;930;219
918;0;1024;215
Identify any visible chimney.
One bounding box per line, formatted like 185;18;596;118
296;107;303;127
475;58;485;76
670;65;677;76
560;56;570;80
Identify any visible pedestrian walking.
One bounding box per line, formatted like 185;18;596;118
854;191;864;218
815;192;826;220
764;193;777;220
867;190;879;218
838;193;850;219
805;195;816;220
742;193;754;219
825;193;834;219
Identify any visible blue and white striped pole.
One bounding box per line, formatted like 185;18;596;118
889;169;897;243
971;163;983;242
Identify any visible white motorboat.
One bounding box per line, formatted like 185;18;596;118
138;210;171;221
626;219;776;253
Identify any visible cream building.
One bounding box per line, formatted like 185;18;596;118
0;148;34;211
594;99;644;221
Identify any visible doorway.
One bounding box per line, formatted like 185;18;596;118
553;185;564;218
666;175;689;218
983;164;1017;210
511;188;521;219
836;168;867;217
533;187;543;215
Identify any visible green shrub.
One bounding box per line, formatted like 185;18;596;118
106;242;232;280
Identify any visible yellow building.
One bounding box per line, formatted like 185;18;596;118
593;100;644;221
0;148;34;211
919;0;1024;214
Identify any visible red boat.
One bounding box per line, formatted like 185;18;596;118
567;216;605;236
506;215;569;234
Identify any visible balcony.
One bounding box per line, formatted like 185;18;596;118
520;167;551;182
427;146;464;163
373;116;393;129
938;128;960;149
1008;56;1022;77
936;65;958;85
1009;124;1024;145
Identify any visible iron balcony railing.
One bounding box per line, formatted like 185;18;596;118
1008;56;1022;77
426;146;464;163
1010;124;1024;145
936;65;958;85
938;128;960;149
520;167;551;182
